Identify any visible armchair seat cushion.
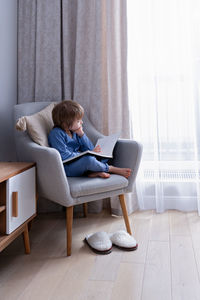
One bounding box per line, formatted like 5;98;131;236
68;174;128;198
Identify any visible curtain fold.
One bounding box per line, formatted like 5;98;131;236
18;0;62;102
18;0;137;215
18;0;37;102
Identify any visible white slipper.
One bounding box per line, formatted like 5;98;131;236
84;231;112;255
109;230;138;251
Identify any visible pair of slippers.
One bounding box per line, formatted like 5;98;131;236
84;230;138;255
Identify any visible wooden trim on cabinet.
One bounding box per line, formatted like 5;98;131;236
12;192;18;217
0;162;36;183
0;213;36;252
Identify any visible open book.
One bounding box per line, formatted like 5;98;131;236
63;133;120;164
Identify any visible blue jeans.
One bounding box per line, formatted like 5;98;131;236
64;155;109;177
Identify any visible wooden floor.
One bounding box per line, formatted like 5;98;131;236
0;209;200;300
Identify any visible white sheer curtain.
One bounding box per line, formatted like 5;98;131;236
127;0;200;214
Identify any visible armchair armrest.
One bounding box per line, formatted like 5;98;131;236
16;135;74;206
112;139;143;192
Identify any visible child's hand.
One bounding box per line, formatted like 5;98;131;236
93;145;102;153
74;126;84;137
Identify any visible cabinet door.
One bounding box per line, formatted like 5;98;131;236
6;167;36;234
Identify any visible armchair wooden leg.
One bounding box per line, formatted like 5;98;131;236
119;194;132;235
66;206;73;256
83;203;88;218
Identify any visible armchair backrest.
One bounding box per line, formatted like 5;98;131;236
14;101;103;147
13;101;106;205
14;101;53;120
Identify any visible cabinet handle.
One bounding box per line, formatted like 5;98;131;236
12;192;18;217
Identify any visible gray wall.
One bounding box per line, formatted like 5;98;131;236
0;0;17;161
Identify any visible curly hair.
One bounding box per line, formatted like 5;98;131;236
52;100;84;129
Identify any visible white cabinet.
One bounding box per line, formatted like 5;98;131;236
6;167;36;234
0;162;36;254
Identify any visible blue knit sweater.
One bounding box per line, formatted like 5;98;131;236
48;127;94;162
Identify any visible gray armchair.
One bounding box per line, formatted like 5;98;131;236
14;102;142;256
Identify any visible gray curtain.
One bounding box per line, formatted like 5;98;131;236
18;0;137;215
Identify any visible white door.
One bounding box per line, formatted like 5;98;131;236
6;167;36;234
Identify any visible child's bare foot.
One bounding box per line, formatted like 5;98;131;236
108;166;132;178
88;172;110;179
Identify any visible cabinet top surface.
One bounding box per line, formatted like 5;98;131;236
0;162;35;182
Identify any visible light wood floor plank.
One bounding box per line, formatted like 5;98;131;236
0;218;67;300
49;247;96;300
72;210;112;241
131;209;154;220
170;235;200;300
111;262;144;300
142;241;171;300
28;212;64;247
0;254;48;300
121;218;151;264
187;212;200;281
80;280;114;300
150;211;170;241
169;210;190;236
89;252;122;281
